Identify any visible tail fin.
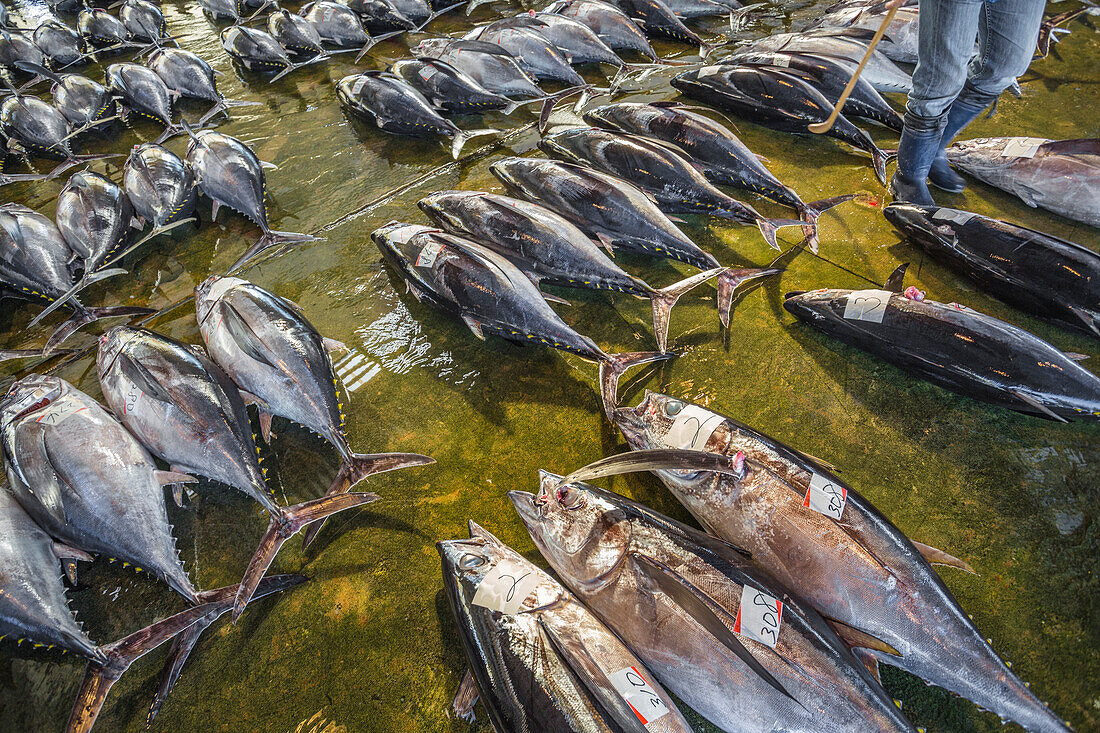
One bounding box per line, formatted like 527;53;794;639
870;144;890;186
598;351;675;420
43;304;155;355
354;30;405;63
146;574;306;726
417;1;463;30
197;97;262;126
465;0;495;15
270;53;327;82
753;217;803;250
795;194;856;254
232;493;380;620
230;229;321;272
27;266;128;330
716;267;780;328
538;84;593;133
450;128;500;160
648;268;722;352
301;452;435;548
45;153;119;181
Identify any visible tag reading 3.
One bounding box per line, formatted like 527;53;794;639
843;290;892;323
610;666;670;726
803;472;847;519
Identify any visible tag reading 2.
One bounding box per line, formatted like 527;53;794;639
843;290;892;323
1001;137;1045;159
734;585;783;649
803;472;847;519
610;666;670;726
658;404;727;452
416;241;445;269
471;559;541;615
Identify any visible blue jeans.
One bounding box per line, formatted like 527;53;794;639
905;0;1045;131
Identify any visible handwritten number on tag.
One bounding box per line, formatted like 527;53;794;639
843;290;892;324
610;666;670;726
734;585;783;649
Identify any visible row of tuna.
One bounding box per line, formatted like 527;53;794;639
439;375;1073;731
0;274;432;732
0;126;317;355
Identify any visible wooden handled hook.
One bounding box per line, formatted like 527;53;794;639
807;1;901;133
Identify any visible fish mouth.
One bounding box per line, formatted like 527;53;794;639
1;375;63;423
784;290;806;299
507;489;543;525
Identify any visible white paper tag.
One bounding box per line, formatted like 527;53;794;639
415;240;445;268
419;65;438;81
734;585;783;649
35;399;89;426
385;223;423;244
121;380;143;415
770;54;789;67
1001;137;1045;159
657;404;726;452
610;666;670;726
932;208;975;225
843;290;892;323
698;65;724;77
471;559;541;615
803;472;847;519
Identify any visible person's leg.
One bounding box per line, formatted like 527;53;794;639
894;0;982;204
929;0;1046;191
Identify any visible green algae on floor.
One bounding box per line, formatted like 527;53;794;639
0;1;1098;732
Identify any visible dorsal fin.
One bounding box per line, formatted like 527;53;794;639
883;262;909;293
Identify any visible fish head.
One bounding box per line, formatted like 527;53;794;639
194;275;247;325
412;37;448;56
371;221;434;262
508;471;631;590
781;287;844;325
95;324;142;381
537;129;583;163
487;157;536;193
416;191;475;231
1;374;65;427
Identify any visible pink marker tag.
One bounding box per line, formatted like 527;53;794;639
903;286;925;302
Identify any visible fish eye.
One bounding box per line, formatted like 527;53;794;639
663;399;684;416
555;485;585;510
459;554;487;569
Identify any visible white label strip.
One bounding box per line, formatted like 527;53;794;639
734;585;783;649
415;240;445;268
803;472;847;519
1001;137;1045;159
386;224;424;244
843;290;892;323
658;404;727;452
932;208;976;225
771;54;790;67
698;65;724;77
471;559;542;615
419;65;438;81
35;400;89;426
609;666;670;726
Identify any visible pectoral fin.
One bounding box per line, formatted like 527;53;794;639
539;616;651;733
118;353;176;405
824;617;900;657
462;315;485;340
1010;389;1069;423
221;301;278;369
631;552;798;705
154;470;198;486
911;540;976;574
452;668;479;723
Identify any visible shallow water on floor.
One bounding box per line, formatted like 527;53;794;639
0;0;1097;731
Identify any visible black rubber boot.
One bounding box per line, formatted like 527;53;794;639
929;97;987;193
890;117;942;207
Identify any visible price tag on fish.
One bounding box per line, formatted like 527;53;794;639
658;404;727;452
35;400;87;426
610;666;670;726
415;240;445;269
1001;137;1046;159
803;472;847;519
734;585;783;649
932;208;976;225
471;559;542;615
843;290;892;324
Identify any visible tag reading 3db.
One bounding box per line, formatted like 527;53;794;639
803;472;847;520
734;585;783;649
471;559;541;615
610;666;670;726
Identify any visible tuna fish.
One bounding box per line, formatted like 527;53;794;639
539;127;804;248
581;101;853;251
417;189;731;351
884;202;1100;337
413;37;546;99
509;472;916;732
49;73;116;129
783;264;1100;421
544;0;658;60
183;128;318;269
33;20;86;68
608;0;708;49
0;29;49;71
495;12;625;67
300;1;371;46
122;142;198;229
372;222;668;404
439;521;692;731
56;170;136;275
193;275;433;547
0;89;113;177
335;72;498;160
581;398;1073;731
95;325;381;618
147;47;259;123
117;0;169;43
945;137;1100;228
0;203;151;352
389;58;523;115
743;31;913;93
465;23;586;85
77;8;133;49
490;156;769;326
219;25;324;81
671;64;892;185
105;62;187;142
